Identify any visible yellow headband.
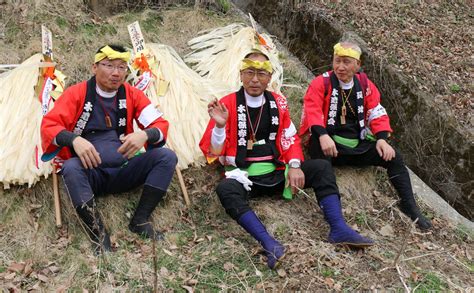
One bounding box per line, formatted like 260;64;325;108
240;58;273;73
94;46;131;63
333;43;361;61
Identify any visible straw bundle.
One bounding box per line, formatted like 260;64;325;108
185;23;284;94
128;43;227;169
0;54;51;188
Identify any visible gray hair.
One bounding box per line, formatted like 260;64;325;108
337;40;362;56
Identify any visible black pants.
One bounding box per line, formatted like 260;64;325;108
216;159;339;220
308;134;413;201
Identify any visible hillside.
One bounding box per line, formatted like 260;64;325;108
0;1;472;291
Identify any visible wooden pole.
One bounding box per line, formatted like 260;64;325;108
175;167;190;207
52;166;62;227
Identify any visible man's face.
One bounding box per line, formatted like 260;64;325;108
92;59;128;92
332;55;361;83
240;54;272;97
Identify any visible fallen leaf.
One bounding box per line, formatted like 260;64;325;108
160;267;169;276
181;285;193;293
169;244;178;250
8;262;25;273
238;269;248;277
255;269;263;277
194;238;205;243
162;248;173;256
379;224;394;237
206;235;212;242
324;277;335;288
56;285;68;293
223;262;234;271
185;279;198;286
277;268;287;278
23;261;33;276
202;250;210;256
4;272;16;280
36;274;49;283
49;265;60;274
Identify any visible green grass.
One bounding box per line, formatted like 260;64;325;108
142;12;163;32
55;16;69;28
412;272;447;292
454;224;473;241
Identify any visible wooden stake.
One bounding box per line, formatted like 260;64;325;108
175;167;190;207
52;166;62;227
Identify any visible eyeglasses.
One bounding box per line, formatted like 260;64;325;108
241;69;271;81
98;62;128;73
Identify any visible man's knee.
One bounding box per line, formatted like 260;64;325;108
149;148;178;168
216;178;243;198
216;179;249;220
387;149;407;175
61;158;84;177
305;159;334;174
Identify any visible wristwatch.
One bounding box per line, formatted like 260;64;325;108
289;161;301;169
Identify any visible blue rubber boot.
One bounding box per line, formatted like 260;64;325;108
237;211;285;269
320;194;374;247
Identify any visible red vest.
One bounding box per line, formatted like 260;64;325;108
200;91;303;168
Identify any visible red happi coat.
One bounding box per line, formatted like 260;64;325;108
41;80;169;162
299;71;392;138
199;90;304;168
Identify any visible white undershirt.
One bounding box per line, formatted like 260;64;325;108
338;78;354;90
96;85;116;98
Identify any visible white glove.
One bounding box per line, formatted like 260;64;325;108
225;168;253;191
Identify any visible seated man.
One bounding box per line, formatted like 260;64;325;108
300;41;431;230
41;44;177;254
200;49;373;269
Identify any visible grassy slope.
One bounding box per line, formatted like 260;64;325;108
0;1;472;291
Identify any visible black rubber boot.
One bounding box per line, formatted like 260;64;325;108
399;198;432;230
129;185;165;240
390;172;432;230
76;200;112;255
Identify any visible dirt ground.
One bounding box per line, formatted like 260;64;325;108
0;1;473;291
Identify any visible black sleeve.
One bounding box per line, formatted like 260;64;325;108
145;128;161;144
375;131;389;140
310;125;328;137
55;130;78;147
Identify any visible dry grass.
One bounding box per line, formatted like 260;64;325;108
0;1;473;291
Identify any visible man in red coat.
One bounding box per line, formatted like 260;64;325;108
300;41;431;230
41;45;177;254
200;49;373;269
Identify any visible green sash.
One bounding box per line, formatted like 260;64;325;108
225;162;293;199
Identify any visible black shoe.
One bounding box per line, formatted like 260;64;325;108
400;201;432;230
76;200;113;254
129;185;166;240
129;222;165;241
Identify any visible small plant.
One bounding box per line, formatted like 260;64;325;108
321;268;335;277
355;211;368;226
217;0;230;13
450;83;461;93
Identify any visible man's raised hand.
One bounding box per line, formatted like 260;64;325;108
208;99;228;128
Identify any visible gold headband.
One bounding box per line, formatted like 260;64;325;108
333;43;361;60
94;45;131;63
240;58;273;73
